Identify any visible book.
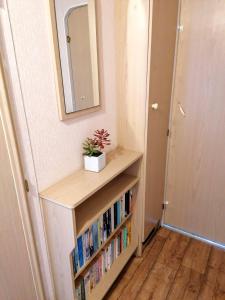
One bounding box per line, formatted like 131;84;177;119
121;195;125;220
84;271;90;299
111;239;114;264
107;208;111;237
99;215;104;245
117;200;121;225
114;202;117;229
77;236;84;268
82;235;86;265
92;222;99;253
103;212;107;242
75;282;82;300
73;245;79;274
104;249;107;273
98;255;102;281
111;205;114;232
89;265;95;291
117;234;121;256
127;220;131;245
125;191;130;216
97;219;101;248
101;250;105;275
89;228;94;257
84;229;90;261
81;278;85;300
123;226;128;249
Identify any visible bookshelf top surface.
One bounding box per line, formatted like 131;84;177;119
39;148;142;209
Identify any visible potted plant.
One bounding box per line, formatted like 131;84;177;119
83;129;111;172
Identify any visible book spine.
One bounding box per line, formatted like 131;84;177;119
103;212;107;242
98;219;101;248
84;271;90;299
114;202;117;229
130;189;133;213
108;208;111;237
124;226;128;249
125;191;130;216
111;205;114;233
101;251;105;276
77;236;84;268
89;227;94;257
73;245;79;274
75;282;82;300
81;278;85;300
127;220;131;245
117;234;120;256
92;222;99;253
100;215;104;245
117;201;121;225
111;239;114;264
82;234;86;265
86;229;90;261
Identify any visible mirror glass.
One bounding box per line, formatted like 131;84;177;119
54;0;100;114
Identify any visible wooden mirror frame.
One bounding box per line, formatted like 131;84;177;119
47;0;102;120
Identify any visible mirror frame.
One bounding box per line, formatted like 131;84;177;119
48;0;101;120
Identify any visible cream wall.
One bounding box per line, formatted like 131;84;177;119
7;0;117;191
3;0;117;298
115;0;150;243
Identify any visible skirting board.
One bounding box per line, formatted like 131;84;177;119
162;223;225;251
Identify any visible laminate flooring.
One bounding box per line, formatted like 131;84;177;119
105;228;225;300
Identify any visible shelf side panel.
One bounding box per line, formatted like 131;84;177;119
41;199;76;300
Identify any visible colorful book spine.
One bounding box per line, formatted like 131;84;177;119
82;235;86;265
77;236;84;268
89;228;94;257
111;205;114;232
103;212;107;242
84;229;90;261
117;200;121;226
92;222;99;253
75;282;82;300
125;191;130;216
100;215;104;245
81;279;85;300
73;245;79;273
107;208;111;238
97;219;101;248
114;202;117;229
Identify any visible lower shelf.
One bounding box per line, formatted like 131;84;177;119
89;241;138;300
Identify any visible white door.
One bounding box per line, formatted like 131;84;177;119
0;63;40;299
164;0;225;244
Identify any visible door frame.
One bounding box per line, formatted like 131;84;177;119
0;56;44;300
161;0;181;227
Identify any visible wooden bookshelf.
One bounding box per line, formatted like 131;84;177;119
40;148;142;300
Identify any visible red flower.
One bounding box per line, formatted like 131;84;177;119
94;129;111;151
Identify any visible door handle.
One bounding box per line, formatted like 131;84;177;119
151;103;159;110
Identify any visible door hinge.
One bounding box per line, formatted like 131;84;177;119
167;129;170;137
162;203;167;210
66;35;71;43
177;25;184;32
24;179;29;193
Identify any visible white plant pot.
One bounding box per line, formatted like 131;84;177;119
84;152;106;172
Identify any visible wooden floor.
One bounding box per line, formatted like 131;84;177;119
105;228;225;300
